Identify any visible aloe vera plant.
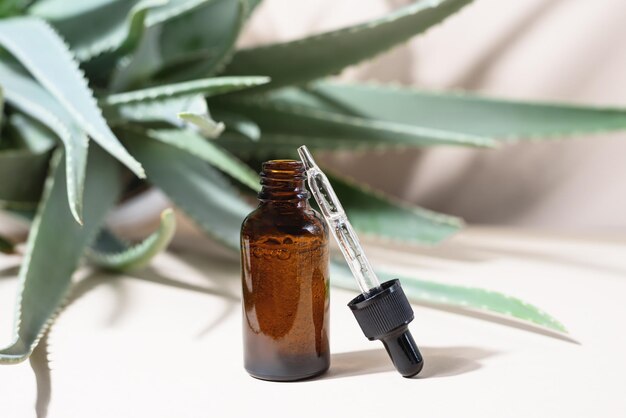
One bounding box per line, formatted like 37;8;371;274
1;0;624;364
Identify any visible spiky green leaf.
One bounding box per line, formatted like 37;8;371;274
331;262;567;333
123;127;260;191
328;172;462;245
30;0;163;61
124;133;251;249
214;93;494;153
0;17;145;178
87;208;176;271
0;145;122;363
111;0;247;89
309;82;626;140
102;76;270;106
0;61;88;222
224;0;473;92
104;94;206;126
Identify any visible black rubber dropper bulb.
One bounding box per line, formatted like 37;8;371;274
348;279;423;377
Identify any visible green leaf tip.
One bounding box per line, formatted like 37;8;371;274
329;171;463;245
331;262;568;334
87;208;177;272
177;112;225;138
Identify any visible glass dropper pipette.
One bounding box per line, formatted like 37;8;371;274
298;145;424;377
297;146;381;295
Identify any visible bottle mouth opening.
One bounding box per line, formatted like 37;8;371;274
261;160;306;179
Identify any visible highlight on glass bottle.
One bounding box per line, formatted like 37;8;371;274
240;159;330;381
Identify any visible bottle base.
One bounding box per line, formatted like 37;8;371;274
246;365;329;382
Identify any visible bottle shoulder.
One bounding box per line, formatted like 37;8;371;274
241;205;327;238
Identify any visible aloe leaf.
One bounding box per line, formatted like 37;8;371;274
331;262;567;333
0;145;121;363
30;0;163;61
123;127;260;191
214;95;494;152
177;112;225;138
328;172;462;245
105;88;208;124
124;132;251;249
0;115;54;204
0;61;88;222
158;0;247;80
309;82;626;140
86;208;176;271
0;235;15;254
111;0;247;89
0;17;145;178
214;111;261;141
224;0;473;92
103;76;269;107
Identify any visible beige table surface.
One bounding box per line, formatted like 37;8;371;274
0;227;625;418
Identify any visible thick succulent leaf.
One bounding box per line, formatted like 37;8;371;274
0;145;121;363
86;208;176;271
123;127;260;191
105;94;207;126
111;0;247;90
177;112;225;138
214;95;494;153
0;17;145;178
157;0;247;80
331;262;567;333
30;0;162;61
224;0;473;92
102;76;269;107
0;115;55;205
328;172;462;245
309;82;626;140
124;132;251;249
0;61;88;222
0;235;15;254
213;111;261;141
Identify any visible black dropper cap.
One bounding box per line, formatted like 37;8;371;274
348;279;424;377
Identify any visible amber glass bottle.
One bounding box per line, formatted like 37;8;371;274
240;160;330;381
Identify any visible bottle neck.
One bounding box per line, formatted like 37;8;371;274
258;160;310;209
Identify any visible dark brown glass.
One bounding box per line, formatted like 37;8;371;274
240;160;330;381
